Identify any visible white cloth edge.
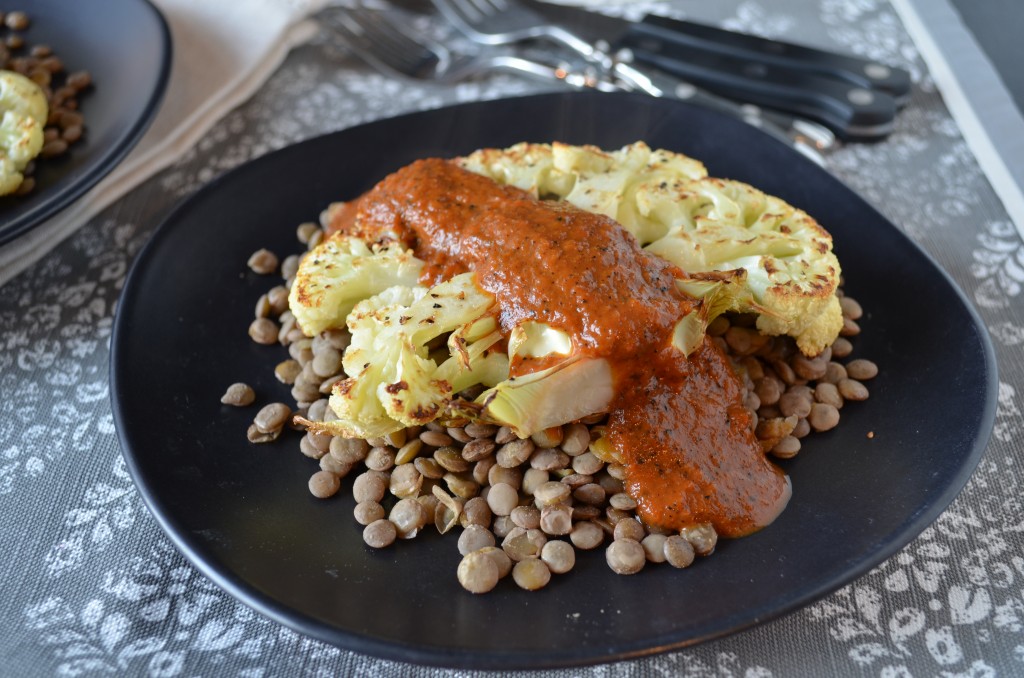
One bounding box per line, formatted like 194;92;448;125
890;0;1024;241
0;17;318;288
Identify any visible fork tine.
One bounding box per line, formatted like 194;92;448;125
474;0;507;15
326;8;439;79
444;0;484;23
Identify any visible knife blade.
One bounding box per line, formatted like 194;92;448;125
523;1;900;140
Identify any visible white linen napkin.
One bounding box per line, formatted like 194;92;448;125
0;0;326;287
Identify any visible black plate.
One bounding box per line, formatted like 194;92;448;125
111;91;997;669
0;0;170;245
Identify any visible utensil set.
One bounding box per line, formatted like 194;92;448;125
322;1;911;156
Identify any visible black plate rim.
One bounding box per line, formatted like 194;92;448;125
110;91;999;670
0;0;172;245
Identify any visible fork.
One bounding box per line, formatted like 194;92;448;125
432;0;835;152
319;6;614;89
431;0;608;65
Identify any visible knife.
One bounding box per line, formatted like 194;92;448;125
524;1;900;141
635;15;911;106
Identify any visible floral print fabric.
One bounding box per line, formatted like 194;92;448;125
2;1;1022;675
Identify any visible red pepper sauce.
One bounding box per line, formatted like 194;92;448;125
328;158;790;537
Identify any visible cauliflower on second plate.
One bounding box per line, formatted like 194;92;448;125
0;70;47;196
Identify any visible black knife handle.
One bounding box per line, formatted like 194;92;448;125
637;15;911;106
620;35;898;141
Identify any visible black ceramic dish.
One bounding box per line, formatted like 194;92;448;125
0;0;170;245
111;91;997;669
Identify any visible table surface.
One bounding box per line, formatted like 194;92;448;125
3;1;1023;676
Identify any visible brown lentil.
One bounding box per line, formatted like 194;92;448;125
492;515;515;539
472;457;495;485
274;359;302;384
569;521;604;550
533;481;571;507
280;254;301;280
364;446;396;472
247;249;279;274
352;471;387;503
458;550;500;593
502;527;545;561
220;382;255;406
444;472;480;499
318;454;351;476
571;451;604;476
512;558;551;591
496;438;534;467
246;423;280;444
814;382;843;409
573;483;606;505
680;523;718;556
846;359;878;380
476;546;512;579
434;446;470;473
840;296;863;319
521;468;549;496
254;403;291;433
446;427;473;444
414;456;445;480
249;318;278;344
641;534;668;563
296;222;321;244
808;402;841;431
486;482;518;516
663;535;696;568
389;463;423;498
539;504;573;535
363;519;397;548
420;430;454;447
494;426;517;444
531;426;564;449
298;435;324;459
458;525;496;555
329;436;369;464
608;492;637;511
770;436;801;459
778;391;812;418
560;423;590;455
354;500;385;525
541;540;576;574
613;518;646;542
510;505;541;529
390;498;428;538
530;448;569;471
308;471;340;499
487;464;521;490
461;496;491;527
606;539;646;574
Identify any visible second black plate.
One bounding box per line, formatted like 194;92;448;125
111;91;997;669
0;0;170;244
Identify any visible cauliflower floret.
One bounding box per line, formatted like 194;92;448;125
644;178;842;355
0;70;48;196
460;141;707;245
462;144;842;356
300;273;507;439
289;234;425;336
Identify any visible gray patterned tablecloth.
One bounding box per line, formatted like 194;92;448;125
3;1;1023;675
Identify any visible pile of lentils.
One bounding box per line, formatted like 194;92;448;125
1;10;91;196
224;218;877;594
